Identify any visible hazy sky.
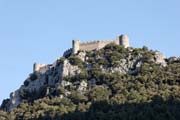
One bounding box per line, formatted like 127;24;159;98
0;0;180;103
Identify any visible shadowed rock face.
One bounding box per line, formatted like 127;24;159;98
3;59;81;111
168;56;180;63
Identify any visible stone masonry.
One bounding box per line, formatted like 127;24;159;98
72;34;130;54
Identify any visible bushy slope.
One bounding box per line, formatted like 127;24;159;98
0;44;180;120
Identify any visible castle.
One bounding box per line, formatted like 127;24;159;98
63;34;130;57
34;34;130;73
72;34;130;54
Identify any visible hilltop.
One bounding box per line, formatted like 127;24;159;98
0;37;180;120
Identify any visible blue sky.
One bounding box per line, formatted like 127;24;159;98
0;0;180;103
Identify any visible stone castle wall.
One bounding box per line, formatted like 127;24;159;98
79;40;114;51
98;40;117;49
34;63;46;72
72;34;130;54
33;63;49;73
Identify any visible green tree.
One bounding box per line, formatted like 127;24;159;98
89;86;111;101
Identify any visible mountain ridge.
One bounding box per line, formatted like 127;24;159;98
0;42;180;120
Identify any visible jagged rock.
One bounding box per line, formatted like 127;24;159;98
78;81;88;92
8;90;21;111
101;59;127;74
101;56;143;74
61;80;71;87
154;51;167;67
128;56;142;74
23;73;50;92
77;52;86;62
168;57;180;63
59;95;64;99
61;60;81;77
65;91;71;96
4;59;81;111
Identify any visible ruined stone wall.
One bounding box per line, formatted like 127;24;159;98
33;63;49;73
72;34;130;54
80;41;100;51
79;40;115;51
98;40;117;49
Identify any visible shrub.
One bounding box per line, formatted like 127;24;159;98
19;87;47;101
19;89;29;99
70;91;88;104
86;51;94;58
89;86;111;101
0;110;8;120
24;80;29;87
68;56;85;69
57;57;66;65
142;46;148;51
0;99;10;111
29;73;37;81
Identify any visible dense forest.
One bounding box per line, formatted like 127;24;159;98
0;44;180;120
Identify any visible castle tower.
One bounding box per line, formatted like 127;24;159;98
33;63;46;72
118;34;130;48
33;63;39;72
72;40;80;54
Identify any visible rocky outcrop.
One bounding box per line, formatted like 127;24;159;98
168;57;180;63
78;81;88;92
8;90;21;111
154;51;167;67
101;56;143;74
77;52;86;62
61;60;81;77
3;59;81;111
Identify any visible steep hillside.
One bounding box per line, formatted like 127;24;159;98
0;44;180;120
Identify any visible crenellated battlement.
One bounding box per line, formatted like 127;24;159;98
80;40;100;45
72;34;130;54
80;40;113;45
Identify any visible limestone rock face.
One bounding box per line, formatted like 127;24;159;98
25;76;46;92
78;81;88;92
61;60;81;77
101;56;143;74
8;90;21;111
168;57;180;63
61;80;72;87
77;51;86;62
154;51;167;67
5;59;81;111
